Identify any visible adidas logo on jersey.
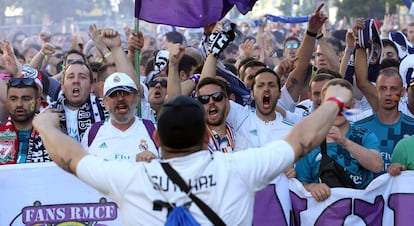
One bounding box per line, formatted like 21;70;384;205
250;129;257;136
98;142;108;148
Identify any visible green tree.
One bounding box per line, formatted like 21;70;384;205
336;0;402;19
1;0;94;26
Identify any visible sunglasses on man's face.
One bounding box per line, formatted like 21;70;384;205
148;79;168;88
53;53;64;59
108;90;133;99
8;78;36;87
285;43;299;49
197;92;225;104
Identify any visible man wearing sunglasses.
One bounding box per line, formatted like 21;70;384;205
141;75;169;122
282;37;301;61
0;78;51;164
196;77;248;153
82;72;159;162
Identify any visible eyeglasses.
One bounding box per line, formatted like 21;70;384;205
197;92;225;104
66;58;85;65
148;79;168;88
285;43;299;49
108;90;133;98
53;53;64;59
8;78;36;87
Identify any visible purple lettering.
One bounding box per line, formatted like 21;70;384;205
253;184;287;226
315;198;352;226
290;190;308;226
389;193;414;226
354;195;384;226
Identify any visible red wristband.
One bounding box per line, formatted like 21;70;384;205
326;97;344;114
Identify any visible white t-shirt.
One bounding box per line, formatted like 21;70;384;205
227;101;293;148
227;100;294;223
76;140;295;226
81;116;159;161
293;97;375;123
399;102;414;118
141;101;158;123
277;85;297;112
63;105;80;141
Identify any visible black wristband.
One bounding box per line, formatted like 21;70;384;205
316;33;324;39
306;30;317;37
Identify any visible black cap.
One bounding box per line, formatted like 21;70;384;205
157;96;206;149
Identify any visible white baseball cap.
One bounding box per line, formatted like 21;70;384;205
104;72;138;96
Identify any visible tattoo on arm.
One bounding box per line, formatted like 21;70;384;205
60;158;73;173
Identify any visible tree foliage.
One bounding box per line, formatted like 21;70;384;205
336;0;402;19
277;0;404;21
0;0;94;26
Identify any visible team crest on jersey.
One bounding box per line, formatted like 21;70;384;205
139;139;149;152
9;198;118;225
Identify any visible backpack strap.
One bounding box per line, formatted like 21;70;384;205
143;119;158;149
87;121;104;147
161;162;226;226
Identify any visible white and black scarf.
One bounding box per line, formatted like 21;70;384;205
52;93;108;141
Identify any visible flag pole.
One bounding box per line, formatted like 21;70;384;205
134;17;142;118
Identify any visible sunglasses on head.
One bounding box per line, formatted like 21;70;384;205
148;79;168;88
285;43;299;49
8;78;36;87
197;92;225;104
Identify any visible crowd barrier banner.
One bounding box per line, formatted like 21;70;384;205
259;172;414;226
2;162;413;225
1;162;122;225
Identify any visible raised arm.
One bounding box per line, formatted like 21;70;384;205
201;53;218;79
30;32;53;71
339;31;355;76
89;24;114;64
33;109;88;175
317;35;340;72
99;28;141;90
284;3;327;102
284;84;352;161
353;19;378;111
126;29;144;68
166;44;185;100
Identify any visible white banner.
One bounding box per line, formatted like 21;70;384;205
2;163;414;225
0;162;122;225
288;172;414;226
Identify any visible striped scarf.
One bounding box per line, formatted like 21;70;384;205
52;93;108;141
